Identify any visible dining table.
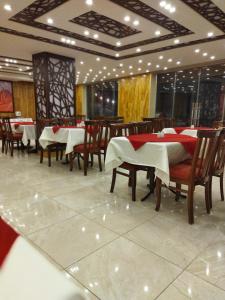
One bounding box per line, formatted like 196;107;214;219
11;122;36;145
105;133;197;186
39;126;86;154
162;126;212;137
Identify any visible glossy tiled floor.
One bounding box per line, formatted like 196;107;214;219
1;151;225;299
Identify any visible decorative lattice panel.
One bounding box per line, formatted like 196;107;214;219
71;11;141;38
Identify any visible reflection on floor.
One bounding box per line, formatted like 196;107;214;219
1;151;225;300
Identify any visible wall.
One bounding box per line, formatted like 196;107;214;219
0;82;85;119
0;81;36;119
118;74;151;123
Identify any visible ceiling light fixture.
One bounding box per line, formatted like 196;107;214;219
147;62;151;66
176;61;181;65
93;33;98;39
47;18;53;24
115;53;120;57
207;32;214;37
85;0;93;5
159;55;164;60
133;20;139;26
168;58;173;62
194;49;200;53
155;30;161;36
4;4;12;11
210;55;215;60
119;63;123;67
116;41;121;46
138;59;143;64
203;52;208;56
174;39;180;44
136;48;141;52
84;30;90;36
80;61;84;64
124;15;130;22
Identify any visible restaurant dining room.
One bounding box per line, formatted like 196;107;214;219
1;0;225;299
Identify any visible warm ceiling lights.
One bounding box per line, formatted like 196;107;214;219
147;62;151;66
84;30;90;36
129;65;133;69
124;15;130;22
133;20;140;26
136;48;141;52
3;4;12;11
116;41;121;46
138;59;143;64
174;39;180;44
103;66;107;70
93;33;99;39
159;55;164;60
156;65;160;68
47;18;53;24
160;1;176;13
80;61;84;64
194;49;200;53
115;53;120;57
210;55;215;60
207;32;214;37
119;63;123;67
168;58;173;62
155;30;161;36
96;57;100;61
203;52;208;56
85;0;93;5
176;61;181;65
61;37;75;45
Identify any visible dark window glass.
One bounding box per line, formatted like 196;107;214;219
86;81;118;119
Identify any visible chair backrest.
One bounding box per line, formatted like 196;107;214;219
83;120;103;152
36;118;59;139
161;118;175;129
59;117;77;126
110;123;135;138
76;114;86;120
191;129;221;182
212;128;225;174
0;119;6;138
2;118;12;135
143;117;175;132
212;120;224;129
134;121;153;134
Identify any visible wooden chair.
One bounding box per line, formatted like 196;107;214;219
213;120;225;129
161;118;175;129
155;129;220;224
76;114;86;121
134;121;153;134
59;117;77;126
210;128;225;205
69;120;103;175
143;118;162;132
3;118;24;157
109;123;151;202
37;118;65;167
0;119;6;153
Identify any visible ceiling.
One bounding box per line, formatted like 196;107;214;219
0;0;225;84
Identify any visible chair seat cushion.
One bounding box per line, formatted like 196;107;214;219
10;133;23;140
74;143;98;153
169;163;192;181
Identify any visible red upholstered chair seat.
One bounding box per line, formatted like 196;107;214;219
9;133;23;140
170;163;202;181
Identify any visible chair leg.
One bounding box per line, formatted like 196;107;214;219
40;149;43;163
187;185;194;224
128;171;132;186
209;177;212;209
90;154;94;167
47;149;51;167
5;140;8;154
83;153;88;176
149;167;155;193
175;183;181;202
69;152;74;171
110;168;117;193
131;170;137;202
77;154;81;170
205;182;211;214
60;150;63;160
155;177;162;211
10;141;13;157
98;153;102;172
220;173;224;201
56;149;59;161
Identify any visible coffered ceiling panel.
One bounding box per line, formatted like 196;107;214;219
0;0;225;83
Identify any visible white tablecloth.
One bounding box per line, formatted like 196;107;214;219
162;128;198;137
39;127;85;154
10;118;33;122
12;124;36;145
105;137;190;185
0;231;87;300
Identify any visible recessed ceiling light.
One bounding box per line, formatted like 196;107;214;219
138;59;143;63
133;20;140;26
160;1;166;7
107;72;111;76
207;32;214;37
66;39;71;44
130;72;133;75
47;18;53;24
80;61;84;64
203;52;208;56
147;62;151;66
98;70;102;74
84;30;90;36
174;39;180;44
28;72;32;76
5;63;9;66
176;61;181;65
116;41;121;46
146;69;150;72
113;68;116;72
4;4;12;11
103;66;107;70
115;74;119;77
159;55;164;60
168;58;173;62
89;69;93;72
210;55;215;60
194;49;200;53
156;64;160;68
136;48;141;52
163;67;168;70
71;40;76;45
115;53;120;57
61;37;66;42
124;15;130;22
96;57;100;61
19;68;23;71
85;0;93;5
138;67;142;71
155;30;161;36
129;65;133;69
121;70;125;74
119;63;123;67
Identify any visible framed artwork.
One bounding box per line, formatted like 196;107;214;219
0;80;14;112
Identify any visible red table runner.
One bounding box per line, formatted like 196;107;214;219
127;133;197;155
0;218;19;267
174;127;211;134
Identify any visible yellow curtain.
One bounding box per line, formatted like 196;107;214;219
75;84;84;115
118;74;151;123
